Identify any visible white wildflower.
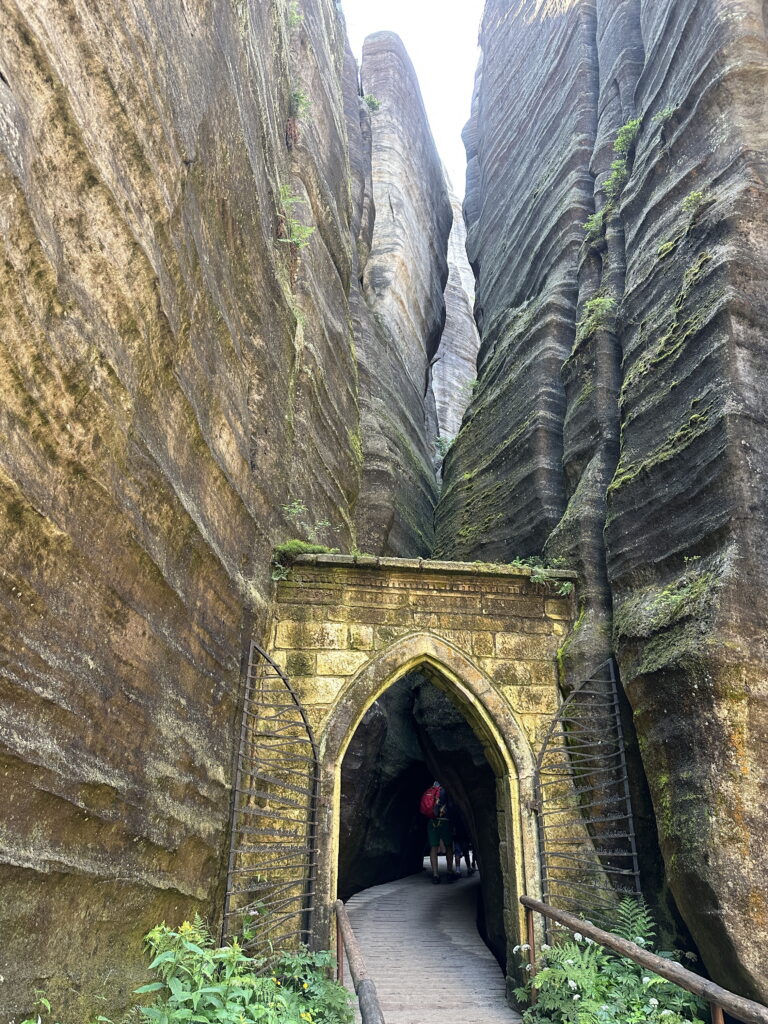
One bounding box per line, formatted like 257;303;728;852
525;963;532;971
649;998;659;1007
642;976;651;985
520;944;531;951
541;943;550;951
574;931;583;942
573;995;580;1001
661;1012;673;1017
513;945;521;954
634;936;646;945
585;937;595;945
565;959;575;965
567;979;578;990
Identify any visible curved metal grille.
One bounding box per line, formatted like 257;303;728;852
533;658;641;918
223;640;319;956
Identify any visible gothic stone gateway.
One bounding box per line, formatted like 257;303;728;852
263;553;576;975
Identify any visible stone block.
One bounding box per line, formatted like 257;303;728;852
291;675;346;704
344;587;410;608
503;686;559;715
482;595;544;617
410;591;483;613
545;599;572;620
275;621;347;650
375;624;412;649
286;650;316;677
496;632;557;660
316;649;369;676
440;629;472;652
276;584;343;605
348;624;374;650
472;631;495;657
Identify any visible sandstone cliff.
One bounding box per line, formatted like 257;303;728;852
354;32;452;554
437;0;768;1002
0;2;447;1015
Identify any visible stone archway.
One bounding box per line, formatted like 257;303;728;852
264;553;576;969
313;631;538;979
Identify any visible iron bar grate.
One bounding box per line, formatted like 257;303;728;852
533;658;641;923
222;640;319;960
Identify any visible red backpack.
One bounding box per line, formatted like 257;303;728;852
419;784;441;818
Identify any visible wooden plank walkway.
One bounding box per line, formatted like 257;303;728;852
343;866;522;1024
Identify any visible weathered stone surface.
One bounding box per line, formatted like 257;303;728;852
432;187;481;444
437;0;768;1001
0;4;447;1018
354;32;452;555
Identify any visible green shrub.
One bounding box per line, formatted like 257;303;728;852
603;157;628;201
278;186;316;249
513;899;706;1024
287;1;303;28
575;295;617;345
681;190;706;217
19;921;353;1024
363;94;380;112
614;118;641;155
124;918;353;1024
583;210;605;244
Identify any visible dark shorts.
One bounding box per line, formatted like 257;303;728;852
427;818;454;848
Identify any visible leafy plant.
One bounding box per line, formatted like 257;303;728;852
613;118;641;156
652;106;676;126
583;210;605;245
287;0;303;28
277;185;316;250
575;295;617;345
104;918;355;1024
290;90;311;117
603;157;629;201
514;899;706;1024
363;94;380;112
681;190;707;218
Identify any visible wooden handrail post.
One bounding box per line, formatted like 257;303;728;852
525;905;537;1005
711;1004;725;1024
336;906;344;986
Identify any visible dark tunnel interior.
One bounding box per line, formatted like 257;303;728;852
338;670;507;969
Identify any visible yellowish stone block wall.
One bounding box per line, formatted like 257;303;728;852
269;554;575;751
262;553;577;973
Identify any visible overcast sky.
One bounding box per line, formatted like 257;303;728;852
340;0;485;197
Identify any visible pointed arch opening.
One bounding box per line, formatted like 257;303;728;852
312;632;542;986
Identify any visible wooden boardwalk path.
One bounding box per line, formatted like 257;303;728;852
343;867;523;1024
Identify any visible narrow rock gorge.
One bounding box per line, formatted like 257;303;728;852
437;0;768;1003
1;0;767;1016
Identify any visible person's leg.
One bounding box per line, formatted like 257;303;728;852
430;845;439;877
446;842;454;874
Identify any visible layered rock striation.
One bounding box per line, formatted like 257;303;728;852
437;0;768;1001
0;2;448;1016
354;32;452;554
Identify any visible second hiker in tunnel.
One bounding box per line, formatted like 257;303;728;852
420;781;460;884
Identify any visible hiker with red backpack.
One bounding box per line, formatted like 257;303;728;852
419;781;460;884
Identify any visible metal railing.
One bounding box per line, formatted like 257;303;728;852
521;895;768;1024
334;900;386;1024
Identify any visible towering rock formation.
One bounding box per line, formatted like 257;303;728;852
0;1;448;1016
437;0;768;1003
432;188;481;443
354;32;452;554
